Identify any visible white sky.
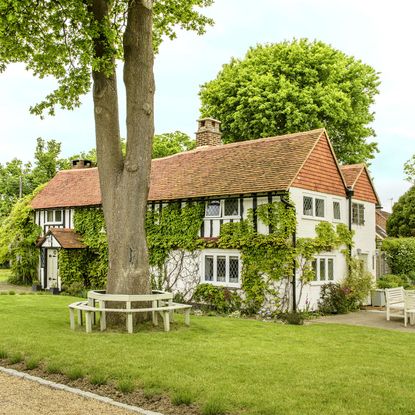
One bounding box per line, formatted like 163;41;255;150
0;0;414;210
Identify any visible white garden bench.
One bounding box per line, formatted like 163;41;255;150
68;290;191;334
385;287;405;321
404;291;415;327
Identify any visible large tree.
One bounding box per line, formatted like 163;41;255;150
0;0;213;295
199;39;380;164
387;186;415;237
404;154;415;185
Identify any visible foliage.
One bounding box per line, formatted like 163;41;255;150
58;208;108;291
279;311;306;325
0;188;43;284
382;237;415;278
0;0;214;116
377;274;411;289
193;284;241;314
146;202;205;268
386;186;415;237
404;154;415;184
342;257;374;309
152;131;196;159
318;283;351;314
200;39;380;164
0;138;68;220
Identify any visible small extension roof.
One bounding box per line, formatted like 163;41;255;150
36;228;86;249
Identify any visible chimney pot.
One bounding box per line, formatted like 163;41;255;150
72;159;93;169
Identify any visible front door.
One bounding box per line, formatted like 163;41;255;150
47;249;58;289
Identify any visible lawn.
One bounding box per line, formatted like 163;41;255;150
0;295;414;415
0;269;11;282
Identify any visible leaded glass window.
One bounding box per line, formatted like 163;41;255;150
224;198;239;217
204;256;214;281
229;256;239;283
205;200;221;217
217;256;226;282
333;201;341;220
303;196;313;216
315;198;325;217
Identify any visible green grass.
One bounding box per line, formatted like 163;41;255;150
117;379;135;394
172;390;194;406
9;352;23;364
66;367;84;380
90;372;107;386
25;357;40;370
1;295;415;414
0;269;11;282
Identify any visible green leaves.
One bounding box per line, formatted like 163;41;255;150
0;0;213;116
152;131;195;159
386;186;415;237
199;39;380;164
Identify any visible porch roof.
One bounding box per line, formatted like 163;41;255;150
36;228;86;249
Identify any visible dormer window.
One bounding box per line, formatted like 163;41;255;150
45;210;63;224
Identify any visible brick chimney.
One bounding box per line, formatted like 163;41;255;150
71;159;93;169
195;117;222;147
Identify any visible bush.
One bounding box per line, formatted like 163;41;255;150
193;284;241;314
63;281;87;297
382;238;415;276
279;311;305;325
318;283;351;314
377;274;410;289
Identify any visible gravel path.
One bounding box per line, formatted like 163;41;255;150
0;371;138;415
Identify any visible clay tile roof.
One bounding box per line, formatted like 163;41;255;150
31;128;325;208
340;164;365;188
31;168;101;209
37;228;86;249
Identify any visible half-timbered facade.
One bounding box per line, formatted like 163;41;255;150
31;119;381;309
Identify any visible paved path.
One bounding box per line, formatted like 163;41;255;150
0;370;150;415
311;310;415;333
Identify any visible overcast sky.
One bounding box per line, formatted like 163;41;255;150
0;0;414;211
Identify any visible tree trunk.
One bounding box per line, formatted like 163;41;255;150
91;0;154;297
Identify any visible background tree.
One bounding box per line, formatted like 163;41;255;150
386;186;415;237
152;131;195;158
199;39;380;164
0;0;213;297
404;154;415;184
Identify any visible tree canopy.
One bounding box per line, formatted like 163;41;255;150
404;154;415;184
387;186;415;237
152;131;195;158
199;39;380;164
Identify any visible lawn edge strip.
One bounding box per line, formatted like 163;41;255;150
0;366;165;415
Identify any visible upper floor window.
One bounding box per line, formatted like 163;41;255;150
205;198;240;218
203;252;240;286
333;201;341;220
352;203;365;225
312;257;334;282
45;210;63;224
303;195;325;218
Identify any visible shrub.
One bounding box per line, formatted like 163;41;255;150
318;283;351;314
8;291;15;295
172;390;193;406
377;274;410;289
279;311;305;325
63;281;87;298
342;258;374;310
193;284;241;314
117;379;135;394
382;238;415;276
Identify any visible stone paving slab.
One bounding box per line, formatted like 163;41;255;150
311;310;415;333
0;368;164;415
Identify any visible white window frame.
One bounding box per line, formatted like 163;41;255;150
310;256;335;284
302;194;326;220
201;250;241;288
332;199;342;222
352;203;365;226
45;209;64;225
205;198;240;219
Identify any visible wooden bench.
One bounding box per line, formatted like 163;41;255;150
68;290;191;333
385;287;405;321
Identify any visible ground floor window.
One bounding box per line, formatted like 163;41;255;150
202;251;241;286
312;256;335;282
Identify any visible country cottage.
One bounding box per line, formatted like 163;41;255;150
31;118;380;310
